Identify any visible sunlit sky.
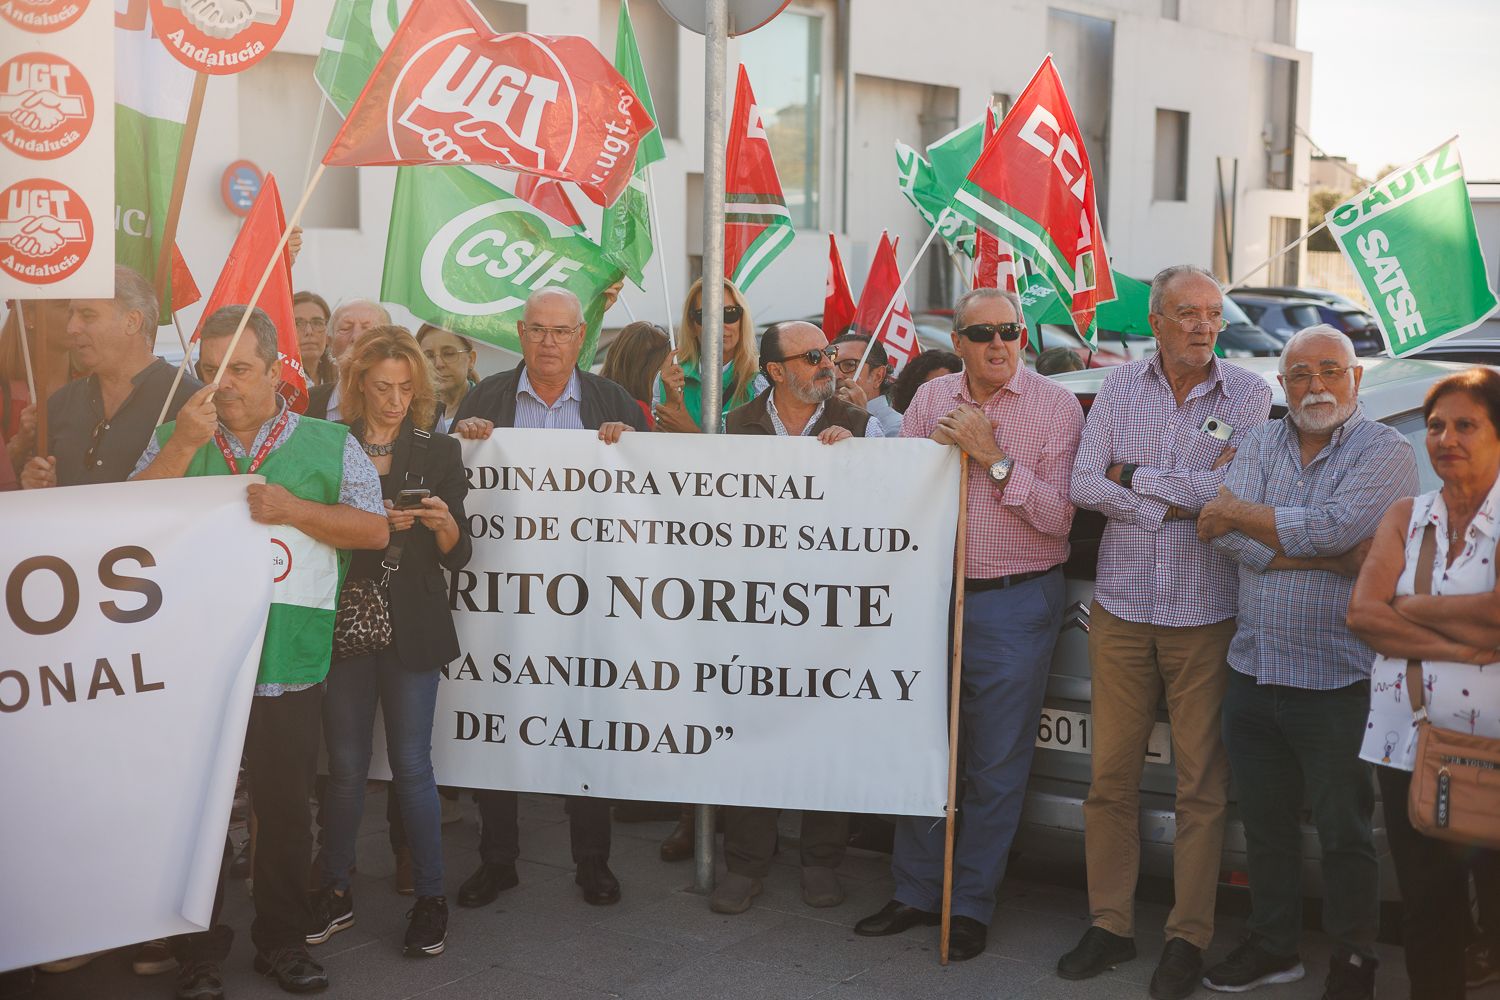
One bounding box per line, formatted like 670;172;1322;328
1299;0;1500;180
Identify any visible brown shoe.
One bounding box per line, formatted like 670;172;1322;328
660;807;694;862
395;848;414;896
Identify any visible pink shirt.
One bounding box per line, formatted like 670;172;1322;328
902;368;1084;578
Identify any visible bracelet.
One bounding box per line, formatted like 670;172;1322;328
1120;463;1138;490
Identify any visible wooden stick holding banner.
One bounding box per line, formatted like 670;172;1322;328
151;73;210;315
644;166;676;348
15;302;46;455
939;453;969;966
852;216;945;374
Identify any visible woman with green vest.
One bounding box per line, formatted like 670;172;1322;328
653;277;759;432
306;326;471;963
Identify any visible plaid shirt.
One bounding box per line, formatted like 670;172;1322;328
902;368;1084;578
1072;355;1272;626
1213;406;1419;689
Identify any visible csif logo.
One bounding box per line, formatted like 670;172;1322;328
0;52;93;159
390;32;576;172
420;196;585;318
369;0;413;50
0;178;93;284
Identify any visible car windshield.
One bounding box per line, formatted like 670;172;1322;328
1286;303;1323;328
1222;296;1254;326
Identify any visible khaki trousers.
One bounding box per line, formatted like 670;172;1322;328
1082;602;1235;950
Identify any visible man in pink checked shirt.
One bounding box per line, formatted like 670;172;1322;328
853;286;1084;962
1057;265;1273;1000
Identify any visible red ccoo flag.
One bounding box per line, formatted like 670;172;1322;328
322;0;656;208
514;173;584;229
823;234;856;342
170;243;201;311
972;107;1018;293
724;65;793;291
851;231;921;373
195;174;306;413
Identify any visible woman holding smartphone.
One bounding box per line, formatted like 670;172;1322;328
307;326;471;960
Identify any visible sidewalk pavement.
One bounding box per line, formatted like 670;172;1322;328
29;789;1486;1000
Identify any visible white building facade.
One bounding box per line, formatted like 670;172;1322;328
165;0;1312;370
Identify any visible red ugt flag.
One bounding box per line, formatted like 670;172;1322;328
851;231;920;373
724;65;793;291
170;244;201;311
195;174;306;413
823;234;856;342
322;0;656;208
955;56;1114;342
513;173;584;229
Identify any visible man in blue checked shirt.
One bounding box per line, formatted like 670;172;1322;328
1196;325;1418;1000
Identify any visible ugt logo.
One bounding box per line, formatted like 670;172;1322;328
392;34;574;171
0;178;93;284
0;52;93;159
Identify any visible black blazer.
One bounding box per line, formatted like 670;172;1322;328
454;364;649;431
348;418;472;671
305;382;336;421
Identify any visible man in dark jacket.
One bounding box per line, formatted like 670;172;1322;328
450;287;644;910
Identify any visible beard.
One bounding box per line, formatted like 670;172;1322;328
1290;391;1356;434
789;370;835;404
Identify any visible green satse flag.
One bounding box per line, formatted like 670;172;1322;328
1019;270;1152;339
316;0;407;117
894;141;973;252
600;0;665;288
382;166;623;366
1326;140;1498;357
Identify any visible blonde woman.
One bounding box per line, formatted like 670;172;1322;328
654;277;758;432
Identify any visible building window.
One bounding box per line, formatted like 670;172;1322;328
240;53;357;229
600;0;679;140
1162;0;1180;19
991;93;1012;121
1153;109;1189;201
1263;54;1297;190
739;10;824;228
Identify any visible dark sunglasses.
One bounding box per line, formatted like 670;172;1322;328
956;322;1025;344
772;346;838;366
691;304;744;325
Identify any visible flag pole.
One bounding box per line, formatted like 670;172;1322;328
302;99;329;195
939;453;969;966
154;312;198;427
15;301;44;454
151;72;209;316
644;166;676;349
852;218;944;374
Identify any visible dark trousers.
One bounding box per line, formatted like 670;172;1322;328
475;789;611;864
1221;671;1378;959
724;807;847;878
1378;764;1496;1000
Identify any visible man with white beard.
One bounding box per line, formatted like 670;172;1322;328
1194;325;1418;999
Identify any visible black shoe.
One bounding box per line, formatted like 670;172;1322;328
1151;938;1204;1000
659;810;695;862
1058;926;1137;980
403;896;448;958
455;861;519;908
1322;952;1376;1000
947;916;987;961
575;857;621;905
253;947;328;994
853;900;942;937
1203;937;1305;992
303;886;353;945
174;962;224;1000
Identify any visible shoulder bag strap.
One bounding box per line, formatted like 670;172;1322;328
1405;522;1439;718
380;427;433;577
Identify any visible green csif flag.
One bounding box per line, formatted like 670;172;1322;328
600;0;666;288
315;0;408;117
1326;140;1498;357
382;166;623;365
894;141;973;252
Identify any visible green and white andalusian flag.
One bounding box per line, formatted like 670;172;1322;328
382;166;623;365
1326;140;1498;357
115;12;195;317
315;0;410;117
599;0;666;289
894;141;974;252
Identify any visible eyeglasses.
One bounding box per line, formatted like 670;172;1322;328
772;346;838;366
1158;313;1228;334
1284;365;1354;387
518;322;582;344
690;304;743;325
833;358;864;375
294;317;327;333
955;322;1025;344
424;347;468;364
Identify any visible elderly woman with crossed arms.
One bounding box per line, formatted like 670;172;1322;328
1347;366;1500;1000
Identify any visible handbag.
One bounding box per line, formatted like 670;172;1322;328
1405;523;1500;848
332;426;432;661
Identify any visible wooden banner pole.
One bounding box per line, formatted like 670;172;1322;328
939;453;969;966
151;72;209;315
15;302;44;454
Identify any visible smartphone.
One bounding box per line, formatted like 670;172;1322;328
394;488;430;509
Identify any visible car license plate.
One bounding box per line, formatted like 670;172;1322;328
1035;710;1173;764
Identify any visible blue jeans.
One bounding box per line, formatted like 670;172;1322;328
892;571;1064;924
318;648;444;897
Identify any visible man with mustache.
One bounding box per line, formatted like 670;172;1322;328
1195;325;1417;999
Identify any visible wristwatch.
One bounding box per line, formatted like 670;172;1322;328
1119;463;1139;490
987;458;1013;485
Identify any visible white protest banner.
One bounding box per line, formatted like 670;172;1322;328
0;0;115;298
0;477;270;972
372;430;958;817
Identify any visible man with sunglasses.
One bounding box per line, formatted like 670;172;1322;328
19;265;201;491
831;333;903;437
1190;325;1416;999
856;288;1083;960
451;287;645;911
1061;265;1272;1000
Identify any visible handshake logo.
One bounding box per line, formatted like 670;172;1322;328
0;54;93;160
160;0;282;40
0;179;92;285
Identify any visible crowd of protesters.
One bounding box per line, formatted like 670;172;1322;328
2;260;1497;1000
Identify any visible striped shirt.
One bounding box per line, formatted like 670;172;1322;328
766;391;885;438
513;369;585;430
902;368;1083;578
1071;355;1273;626
1214;406;1419;689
